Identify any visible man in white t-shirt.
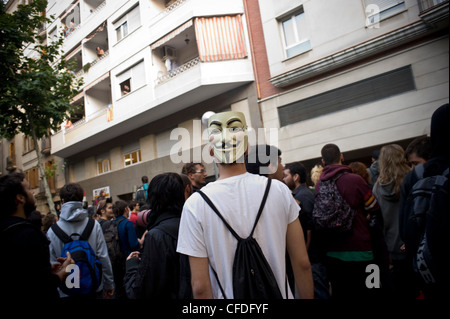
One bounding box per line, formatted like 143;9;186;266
176;111;313;299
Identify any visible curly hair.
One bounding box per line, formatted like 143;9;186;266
377;144;410;199
348;161;371;185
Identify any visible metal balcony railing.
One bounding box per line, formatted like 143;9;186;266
155;57;201;85
152;0;189;25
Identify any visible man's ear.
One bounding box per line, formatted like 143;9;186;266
15;194;25;205
294;173;300;183
340;153;344;164
321;158;325;166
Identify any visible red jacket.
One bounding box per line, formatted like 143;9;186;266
315;164;379;253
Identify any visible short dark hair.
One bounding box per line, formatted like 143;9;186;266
180;174;191;188
405;136;432;162
245;144;281;177
285;162;307;184
113;200;128;218
141;176;149;184
147;173;184;226
59;183;84;203
128;200;137;210
321;143;341;166
181;163;203;175
0;172;27;218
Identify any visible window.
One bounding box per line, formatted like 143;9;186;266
116;60;145;98
25;167;39;189
23;136;35;153
98;159;111;175
113;4;141;42
120;78;131;96
364;0;406;25
280;7;311;58
124;150;142;167
116;21;128;41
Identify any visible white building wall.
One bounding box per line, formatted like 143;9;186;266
257;0;449;164
262;36;449;164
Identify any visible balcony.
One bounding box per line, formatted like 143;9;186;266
41;136;51;155
51;2;253;159
418;0;449;27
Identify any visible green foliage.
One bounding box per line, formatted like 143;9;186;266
0;0;83;140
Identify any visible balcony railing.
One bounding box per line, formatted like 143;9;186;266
155;57;201;85
75;49;109;78
64;1;107;40
152;0;189;25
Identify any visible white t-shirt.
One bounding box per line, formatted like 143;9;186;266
176;172;300;299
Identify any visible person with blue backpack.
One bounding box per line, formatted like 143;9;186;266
47;183;115;298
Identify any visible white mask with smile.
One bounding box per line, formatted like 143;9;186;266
208;111;248;164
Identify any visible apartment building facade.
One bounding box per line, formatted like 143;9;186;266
44;0;262;205
2;0;448;211
248;0;448;169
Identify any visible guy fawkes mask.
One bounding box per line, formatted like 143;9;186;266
208;111;248;164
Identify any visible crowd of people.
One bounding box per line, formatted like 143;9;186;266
0;104;447;300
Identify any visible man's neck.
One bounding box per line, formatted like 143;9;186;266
293;182;302;191
11;208;26;219
217;163;247;180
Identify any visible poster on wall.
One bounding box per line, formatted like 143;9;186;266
93;186;110;201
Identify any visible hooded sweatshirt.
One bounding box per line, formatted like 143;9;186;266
373;180;405;260
47;201;115;295
315;165;380;261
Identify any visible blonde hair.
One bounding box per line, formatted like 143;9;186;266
377;144;410;199
310;164;323;186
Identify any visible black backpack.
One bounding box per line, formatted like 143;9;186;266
135;186;147;205
198;178;285;299
402;165;449;286
312;172;356;232
101;219;126;268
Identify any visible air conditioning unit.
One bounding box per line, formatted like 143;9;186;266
163;46;176;60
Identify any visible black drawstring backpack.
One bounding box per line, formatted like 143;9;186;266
198;178;286;299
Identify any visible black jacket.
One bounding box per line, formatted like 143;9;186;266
0;217;61;299
124;211;192;299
